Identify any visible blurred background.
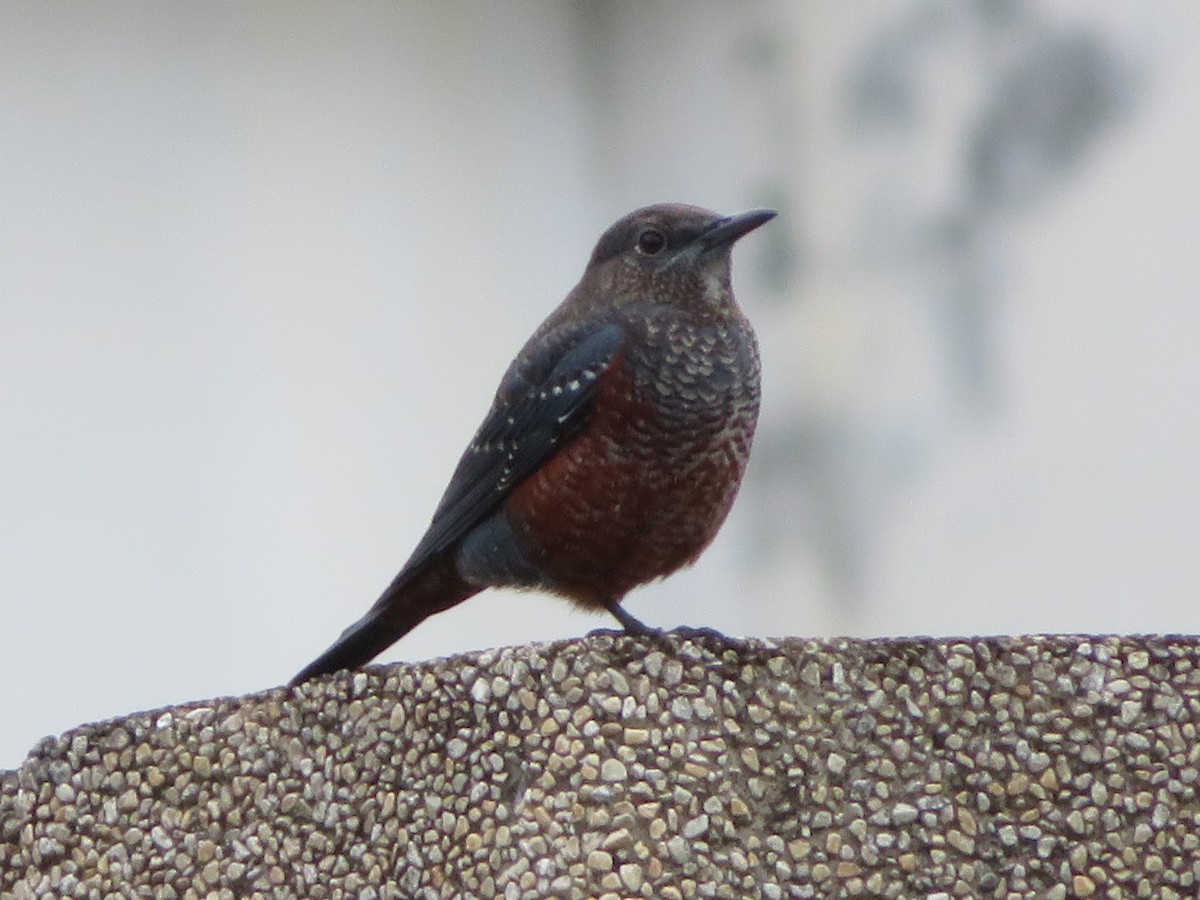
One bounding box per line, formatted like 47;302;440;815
2;1;1197;768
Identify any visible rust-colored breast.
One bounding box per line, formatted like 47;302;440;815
504;334;757;607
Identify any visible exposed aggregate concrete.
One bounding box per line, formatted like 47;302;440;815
4;633;1200;898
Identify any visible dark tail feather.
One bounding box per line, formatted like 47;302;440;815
290;558;480;686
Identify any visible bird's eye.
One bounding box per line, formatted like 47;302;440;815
635;227;667;256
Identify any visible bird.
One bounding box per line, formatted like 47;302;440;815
291;203;775;685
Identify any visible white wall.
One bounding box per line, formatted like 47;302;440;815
2;2;1197;768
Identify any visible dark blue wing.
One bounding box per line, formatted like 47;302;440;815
394;322;625;580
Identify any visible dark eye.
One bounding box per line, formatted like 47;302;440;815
635;227;667;256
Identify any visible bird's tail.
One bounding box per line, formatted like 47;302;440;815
290;557;480;686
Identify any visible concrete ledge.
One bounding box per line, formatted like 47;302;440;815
4;633;1200;898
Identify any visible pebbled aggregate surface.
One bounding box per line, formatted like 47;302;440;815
4;633;1200;898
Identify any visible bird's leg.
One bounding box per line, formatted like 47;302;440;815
603;598;663;638
601;598;738;651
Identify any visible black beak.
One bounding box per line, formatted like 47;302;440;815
698;208;778;251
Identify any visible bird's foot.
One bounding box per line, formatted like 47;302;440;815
598;602;743;655
603;599;664;639
670;625;734;642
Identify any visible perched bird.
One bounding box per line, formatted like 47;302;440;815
291;203;775;685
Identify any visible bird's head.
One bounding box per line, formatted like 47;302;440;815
581;203;776;315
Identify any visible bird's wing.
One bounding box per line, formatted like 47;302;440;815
395;321;626;580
